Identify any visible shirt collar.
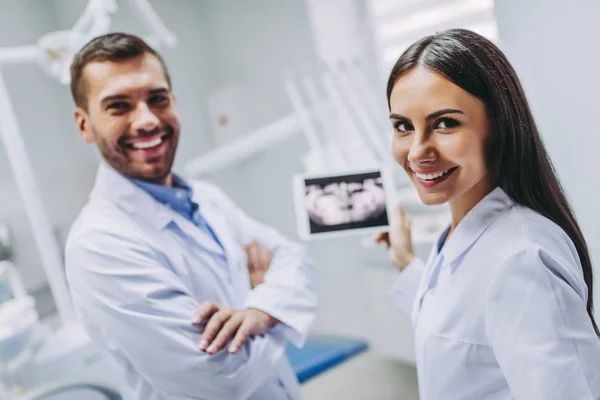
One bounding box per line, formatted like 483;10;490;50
129;173;197;220
90;161;183;230
439;187;515;268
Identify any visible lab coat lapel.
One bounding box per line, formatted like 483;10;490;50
199;207;250;306
169;212;226;257
91;163;248;303
440;187;515;268
413;189;514;321
91;162;225;258
413;228;449;321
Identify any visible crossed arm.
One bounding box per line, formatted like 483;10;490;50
66;185;316;399
193;240;282;355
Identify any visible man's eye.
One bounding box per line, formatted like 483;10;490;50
149;96;169;105
435;118;460;130
108;102;129;111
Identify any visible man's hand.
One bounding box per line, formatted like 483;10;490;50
192;302;279;355
243;240;274;288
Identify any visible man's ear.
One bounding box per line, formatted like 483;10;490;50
74;107;94;143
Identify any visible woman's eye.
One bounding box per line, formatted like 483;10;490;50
435;118;460;130
394;121;413;133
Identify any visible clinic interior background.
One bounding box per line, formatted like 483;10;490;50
1;0;600;349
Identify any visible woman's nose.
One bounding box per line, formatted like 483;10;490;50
407;133;436;165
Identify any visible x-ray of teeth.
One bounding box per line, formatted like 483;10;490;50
304;171;389;234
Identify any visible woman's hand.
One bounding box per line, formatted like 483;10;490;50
374;205;416;272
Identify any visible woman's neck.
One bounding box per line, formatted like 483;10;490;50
447;177;495;237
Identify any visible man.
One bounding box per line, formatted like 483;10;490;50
64;33;317;400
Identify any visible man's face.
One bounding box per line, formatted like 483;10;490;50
74;53;180;185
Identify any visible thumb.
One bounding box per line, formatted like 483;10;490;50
392;204;405;223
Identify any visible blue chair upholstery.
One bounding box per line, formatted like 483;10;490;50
286;336;369;383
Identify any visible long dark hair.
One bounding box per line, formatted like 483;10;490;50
386;28;599;335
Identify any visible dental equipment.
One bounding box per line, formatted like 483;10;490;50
0;261;39;398
0;0;176;394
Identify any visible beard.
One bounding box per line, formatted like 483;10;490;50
92;123;179;185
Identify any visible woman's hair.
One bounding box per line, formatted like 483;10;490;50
386;28;599;335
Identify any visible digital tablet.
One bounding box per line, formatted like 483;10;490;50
292;168;396;240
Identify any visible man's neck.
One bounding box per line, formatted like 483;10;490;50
162;174;173;187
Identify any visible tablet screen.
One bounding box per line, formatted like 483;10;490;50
294;170;392;239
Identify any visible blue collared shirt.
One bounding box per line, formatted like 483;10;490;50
131;173;225;255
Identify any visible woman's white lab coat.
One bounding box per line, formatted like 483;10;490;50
390;187;600;399
65;163;317;400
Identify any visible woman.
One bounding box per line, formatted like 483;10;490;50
376;29;600;399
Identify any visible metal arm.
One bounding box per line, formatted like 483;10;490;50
0;0;177;326
0;67;75;323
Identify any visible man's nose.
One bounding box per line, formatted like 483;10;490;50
131;103;160;133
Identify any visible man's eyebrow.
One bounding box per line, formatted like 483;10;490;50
100;94;129;104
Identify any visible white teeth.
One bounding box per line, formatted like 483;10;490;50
132;137;162;149
415;168;453;181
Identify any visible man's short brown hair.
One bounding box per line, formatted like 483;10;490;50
69;33;172;110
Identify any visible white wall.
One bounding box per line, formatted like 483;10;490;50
493;0;600;315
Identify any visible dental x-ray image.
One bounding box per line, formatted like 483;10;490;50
304;171;389;234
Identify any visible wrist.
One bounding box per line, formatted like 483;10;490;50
393;252;416;272
248;308;279;328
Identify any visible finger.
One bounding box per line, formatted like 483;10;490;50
207;313;244;354
399;208;412;230
243;240;257;253
229;318;254;354
246;242;258;272
373;232;390;246
257;245;272;271
257;245;268;267
394;204;405;220
248;243;260;267
192;302;219;325
199;308;233;350
266;249;274;266
394;205;411;228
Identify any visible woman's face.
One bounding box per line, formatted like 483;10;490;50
389;66;493;209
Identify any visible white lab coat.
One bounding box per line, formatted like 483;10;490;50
389;187;600;399
65;162;317;400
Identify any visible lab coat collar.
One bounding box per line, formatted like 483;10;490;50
90;162;227;257
90;161;181;230
440;187;514;268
